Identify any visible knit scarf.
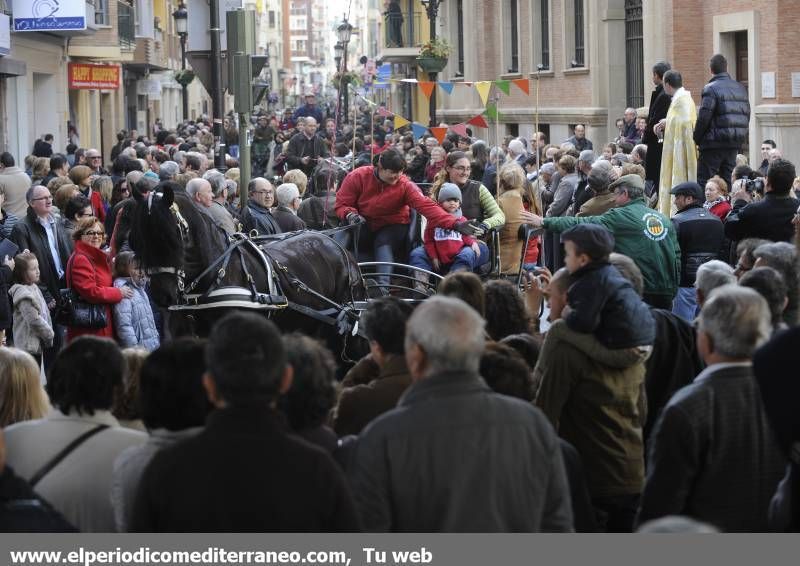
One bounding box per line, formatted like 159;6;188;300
703;197;726;210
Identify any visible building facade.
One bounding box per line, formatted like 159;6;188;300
429;0;800;167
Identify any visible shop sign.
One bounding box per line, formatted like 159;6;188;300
68;63;120;90
12;0;86;32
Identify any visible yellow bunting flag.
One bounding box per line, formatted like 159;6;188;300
475;81;492;106
394;115;411;129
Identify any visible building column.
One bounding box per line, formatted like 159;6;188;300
589;0;626;143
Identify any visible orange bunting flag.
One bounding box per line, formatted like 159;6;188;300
467;114;489;129
394;115;411;129
475;81;492;106
512;78;530;95
430;127;448;144
419;81;436;99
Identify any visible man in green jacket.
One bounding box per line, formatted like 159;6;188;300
523;174;680;308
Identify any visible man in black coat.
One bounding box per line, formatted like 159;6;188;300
285;117;329;177
669;181;724;321
10;185;72;368
725;158;800;243
643;62;672;195
693;54;751;187
131;312;360;532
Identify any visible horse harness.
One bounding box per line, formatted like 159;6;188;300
148;202;364;337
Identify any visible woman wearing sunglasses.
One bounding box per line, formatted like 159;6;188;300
65;218;133;343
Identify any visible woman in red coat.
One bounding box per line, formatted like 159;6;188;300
66;218;132;342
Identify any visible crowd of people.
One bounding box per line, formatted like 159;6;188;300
0;52;798;534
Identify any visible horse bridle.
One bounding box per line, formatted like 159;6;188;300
145;200;190;292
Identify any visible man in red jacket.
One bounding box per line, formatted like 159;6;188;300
336;149;483;285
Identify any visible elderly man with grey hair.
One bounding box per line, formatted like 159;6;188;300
158;161;180;182
350;296;573;532
272;183;306;233
752;241;799;326
200;170;236;235
694;259;736;310
636;285;786;532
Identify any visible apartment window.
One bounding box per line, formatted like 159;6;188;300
532;0;551;71
95;0;110;25
269;11;276;28
625;0;644;108
503;0;520;74
574;0;584;66
564;0;587;68
455;0;465;76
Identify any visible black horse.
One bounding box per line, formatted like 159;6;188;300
128;182;367;348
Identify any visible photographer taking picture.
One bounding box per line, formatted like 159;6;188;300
725;158;800;243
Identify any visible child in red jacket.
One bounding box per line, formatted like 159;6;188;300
410;183;481;275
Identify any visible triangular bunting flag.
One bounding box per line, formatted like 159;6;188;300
450;123;468;137
430;126;448;144
394;115;411;129
377;107;393;117
485;103;500;121
467;114;489;129
496;80;511;95
475;81;492;106
411;122;428;142
419;81;436;99
512;78;530;95
438;81;455;95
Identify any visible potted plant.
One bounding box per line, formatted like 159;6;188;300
417;38;451;74
175;69;195;87
333;70;361;86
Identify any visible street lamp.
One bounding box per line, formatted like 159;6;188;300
334;42;344;119
420;0;443;127
172;2;189;121
278;68;288;108
335;17;353;122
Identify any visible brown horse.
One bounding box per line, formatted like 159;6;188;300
128;182;367;348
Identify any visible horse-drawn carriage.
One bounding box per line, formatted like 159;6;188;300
128;176;542;356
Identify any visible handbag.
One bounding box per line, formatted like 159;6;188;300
54;254;108;329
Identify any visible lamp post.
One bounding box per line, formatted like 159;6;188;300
334;41;344;119
336;17;353;122
420;0;443;127
278;68;287;108
172;3;189;122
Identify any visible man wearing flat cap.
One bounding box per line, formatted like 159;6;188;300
669;181;724;321
522;174;681;309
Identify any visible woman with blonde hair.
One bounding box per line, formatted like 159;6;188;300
69;166;107;223
496;163;541;274
0;347;50;427
91;176;113;217
30;157;50;186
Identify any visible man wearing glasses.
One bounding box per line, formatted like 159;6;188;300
10;185;73;368
85;149;108;176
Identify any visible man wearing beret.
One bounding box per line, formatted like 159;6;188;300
522;174;681;309
669;181;724;321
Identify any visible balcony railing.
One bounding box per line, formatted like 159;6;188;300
118;1;135;49
383;11;422;49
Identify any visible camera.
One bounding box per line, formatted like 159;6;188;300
745;177;765;196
